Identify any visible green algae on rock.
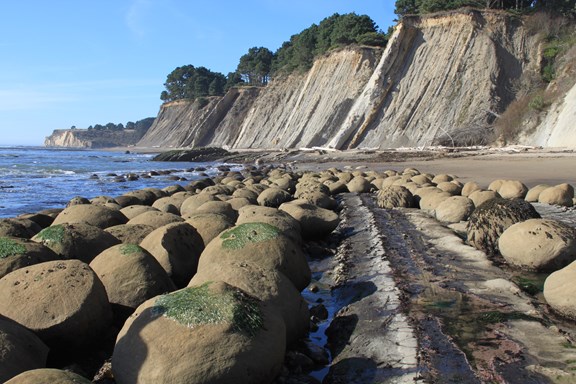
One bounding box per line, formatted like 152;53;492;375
34;225;65;244
153;282;263;336
119;243;143;256
220;222;281;250
0;238;27;258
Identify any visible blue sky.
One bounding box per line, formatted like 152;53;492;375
0;1;396;146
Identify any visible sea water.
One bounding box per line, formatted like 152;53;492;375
0;146;237;218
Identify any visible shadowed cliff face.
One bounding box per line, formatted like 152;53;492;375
139;10;571;150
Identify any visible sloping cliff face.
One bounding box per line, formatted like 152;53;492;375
140;10;545;150
45;129;142;148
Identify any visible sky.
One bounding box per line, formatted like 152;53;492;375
0;1;396;146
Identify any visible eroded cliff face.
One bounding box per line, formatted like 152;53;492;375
45;129;142;148
140;10;553;150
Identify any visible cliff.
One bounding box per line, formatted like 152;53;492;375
45;129;143;148
139;10;572;150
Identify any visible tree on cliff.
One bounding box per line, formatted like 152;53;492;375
395;0;576;16
272;13;388;74
236;47;273;86
160;65;228;102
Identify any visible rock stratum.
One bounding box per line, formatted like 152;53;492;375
138;10;575;150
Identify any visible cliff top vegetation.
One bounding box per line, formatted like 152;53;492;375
160;13;388;103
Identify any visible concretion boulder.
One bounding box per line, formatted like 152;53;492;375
544;261;576;319
0;218;42;239
468;190;500;207
227;197;253;211
0;259;112;348
499;219;576;271
431;174;453;183
295;180;331;198
381;175;402;187
126;210;184;229
232;188;259;202
461;182;482;197
190;260;309;344
195;200;238;222
51;204;128;229
418;189;452;211
295;190;337;210
184;212;234;247
151;196;183;214
0;316;49;383
120;205;158;220
5;369;92;384
236;205;302;244
0;237;59;279
112;282;285;384
376;186;414;209
538;185;574;207
32;223;120;263
436;181;462;195
498;180;528;199
114;195;142;208
90;195;117;206
279;201;339;240
347;176;371;193
90;244;176;317
123;189;158;205
257;187;293;208
66;196;90;206
466;198;540;255
327;181;348;195
488;179;505;192
16;212;54;229
435;196;475;223
180;194;220;216
139;222;203;288
201;223;311;291
525;184;551;202
104;223;155;244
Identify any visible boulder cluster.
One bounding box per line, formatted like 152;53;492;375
1;163;576;382
0;165;344;383
373;168;576;320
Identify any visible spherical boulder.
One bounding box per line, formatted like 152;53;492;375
190;260;309;344
201;222;311;291
461;182;482;197
0;237;59;279
466;198;540;255
0;317;49;383
104;223;155;244
112;282;285;384
538;185;574;207
90;244;176;317
499;219;576;271
0;218;42;239
435;196;475;223
195;200;238;222
32;223;120;263
4;369;92;384
436;181;462;195
236;205;302;244
119;205;158;220
184;212;234;247
376;186;414;209
16;212;54;229
279;200;339;241
347;176;371;193
0;259;112;348
525;184;551;202
257;187;293;208
498;180;528;199
139;222;203;288
468;190;500;208
51;204;127;229
418;189;452;211
544;261;576;319
127;210;184;229
123;189;159;206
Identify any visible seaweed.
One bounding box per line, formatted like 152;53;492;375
220;222;281;250
153;282;264;336
35;225;65;244
0;237;27;258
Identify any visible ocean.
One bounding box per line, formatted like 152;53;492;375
0;146;237;218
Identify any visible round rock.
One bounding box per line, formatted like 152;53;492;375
51;204;127;229
112;282;285;384
544;261;576;319
279;201;339;240
0;237;59;279
0;259;112;348
376;186;414;209
499;219;576;271
4;369;92;384
466;198;540;255
32;223;120;263
435;196;475;223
